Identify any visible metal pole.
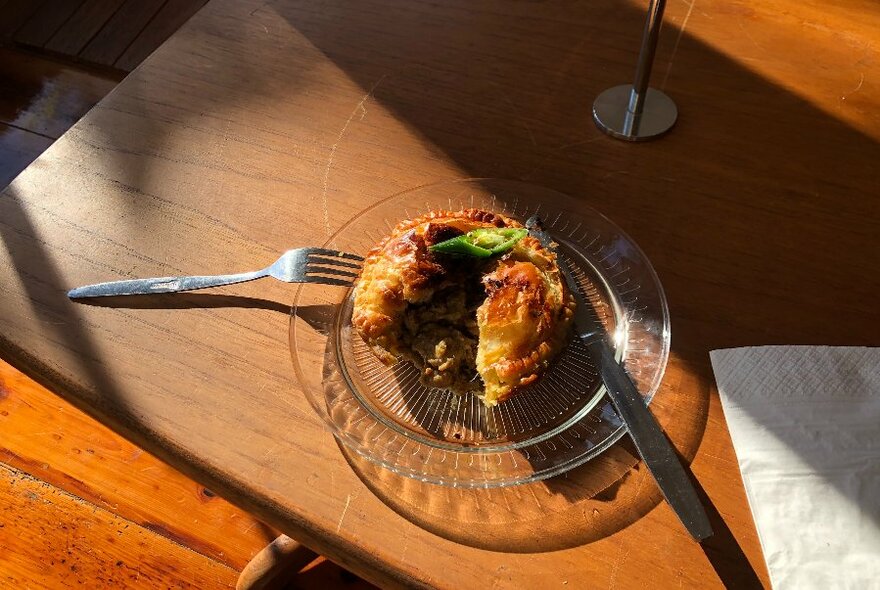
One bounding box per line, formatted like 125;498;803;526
629;0;666;115
593;0;677;141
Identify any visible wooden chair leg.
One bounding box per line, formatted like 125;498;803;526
236;534;319;590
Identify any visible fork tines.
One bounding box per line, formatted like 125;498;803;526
304;249;363;286
307;248;364;261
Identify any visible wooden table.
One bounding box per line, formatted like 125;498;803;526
2;0;878;587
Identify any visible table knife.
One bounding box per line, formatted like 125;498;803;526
526;216;713;541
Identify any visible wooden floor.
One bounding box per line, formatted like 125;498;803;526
0;0;207;72
0;45;372;590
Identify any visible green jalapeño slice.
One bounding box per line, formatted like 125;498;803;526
429;227;528;257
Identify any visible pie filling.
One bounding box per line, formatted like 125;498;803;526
401;268;487;394
351;209;575;406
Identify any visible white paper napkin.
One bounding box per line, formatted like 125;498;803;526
710;346;880;590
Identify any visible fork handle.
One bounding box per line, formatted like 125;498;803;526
67;270;268;298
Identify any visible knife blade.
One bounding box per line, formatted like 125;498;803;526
526;215;713;541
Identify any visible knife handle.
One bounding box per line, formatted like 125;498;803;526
588;338;714;541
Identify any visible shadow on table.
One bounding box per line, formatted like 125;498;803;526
262;0;875;583
76;294;336;335
75;293;291;313
682;449;765;590
336;351;712;553
0;186;142;434
3;0;878;585
268;0;878;549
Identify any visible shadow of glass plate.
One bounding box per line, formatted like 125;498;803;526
337;433;649;552
328;353;709;552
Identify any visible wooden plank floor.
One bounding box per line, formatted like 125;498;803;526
0;462;240;588
0;47;122;138
0;359;282;571
0;360;374;589
1;0;207;72
0;46;373;589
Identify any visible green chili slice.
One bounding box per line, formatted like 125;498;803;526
429;227;528;257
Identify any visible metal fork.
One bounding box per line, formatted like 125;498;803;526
67;248;363;299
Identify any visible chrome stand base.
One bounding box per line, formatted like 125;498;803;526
593;85;677;141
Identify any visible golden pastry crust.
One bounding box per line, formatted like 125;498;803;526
476;235;575;404
351;208;507;364
351;208;575;405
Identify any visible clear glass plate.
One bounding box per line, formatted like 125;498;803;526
290;178;669;487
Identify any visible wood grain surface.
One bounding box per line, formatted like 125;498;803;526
0;359;280;571
12;0;86;49
0;47;121;140
0;123;54;188
0;359;376;589
79;0;167;67
1;0;878;588
113;0;207;71
0;463;239;588
5;0;208;73
43;0;125;57
0;45;373;590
